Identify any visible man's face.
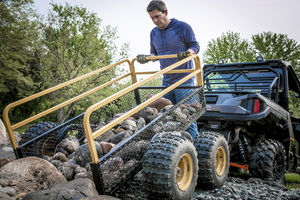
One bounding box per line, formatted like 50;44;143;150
148;9;169;29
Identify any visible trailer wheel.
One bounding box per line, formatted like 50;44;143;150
20;121;58;157
194;131;229;189
142;132;198;200
249;139;286;183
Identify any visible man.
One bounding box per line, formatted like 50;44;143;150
137;0;200;138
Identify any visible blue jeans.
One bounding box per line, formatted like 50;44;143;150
163;81;198;138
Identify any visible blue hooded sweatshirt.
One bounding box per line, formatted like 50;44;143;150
150;18;200;84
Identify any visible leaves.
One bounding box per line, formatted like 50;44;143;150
1;0;129;124
203;31;256;64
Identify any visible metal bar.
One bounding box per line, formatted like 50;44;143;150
83;54;202;163
11;73;131;130
3;59;131;150
135;69;195;75
93;69;200;140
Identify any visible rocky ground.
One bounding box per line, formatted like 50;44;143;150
1;141;300;200
115;174;300;200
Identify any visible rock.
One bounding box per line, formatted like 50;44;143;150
82;195;121;200
75;166;87;174
51;152;68;162
0;192;14;200
173;107;188;122
74;172;90;179
162;104;173;112
74;167;90;179
68;152;75;160
136;107;158;123
114;126;125;134
23;178;99;200
58;161;78;181
121;119;137;131
163;121;182;132
120;140;148;160
74;142;103;167
99;141;115;154
14;192;27;200
58;137;80;154
0;119;7;145
150;121;163;133
0;157;66;198
109;131;131;144
0;145;15;160
95;130;116;142
0;187;16;197
136;117;146;131
56;146;70;157
0;158;12;168
146;94;173;112
100;156;124;171
50;159;62;169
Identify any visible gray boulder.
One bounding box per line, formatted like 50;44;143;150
82;195;121;200
109;131;131;144
0;157;66;198
59;137;80;154
0;119;7;145
74;142;103;167
58;161;79;181
0;192;13;200
23;178;99;200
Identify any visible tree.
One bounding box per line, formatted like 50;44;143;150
40;3;129;123
203;31;256;64
0;0;41;118
252;32;300;77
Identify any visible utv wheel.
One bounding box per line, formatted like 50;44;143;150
20;121;58;157
194;131;229;189
142;132;198;200
249;139;286;183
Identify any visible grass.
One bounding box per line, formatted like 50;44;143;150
15;123;33;134
229;169;300;190
285;173;300;189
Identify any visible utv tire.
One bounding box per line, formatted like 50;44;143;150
20;121;58;157
142;132;198;200
194;131;229;189
249;139;286;183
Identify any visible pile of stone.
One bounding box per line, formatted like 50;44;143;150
42;95;204;186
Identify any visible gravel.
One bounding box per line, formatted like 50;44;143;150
115;174;300;200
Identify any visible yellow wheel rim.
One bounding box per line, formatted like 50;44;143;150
215;146;226;176
176;153;193;191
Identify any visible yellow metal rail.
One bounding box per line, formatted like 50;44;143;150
83;54;203;163
3;59;131;150
2;53;203;163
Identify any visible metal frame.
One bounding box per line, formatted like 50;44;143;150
3;54;203;160
83;54;203;163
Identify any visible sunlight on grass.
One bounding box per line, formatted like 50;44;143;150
285;173;300;189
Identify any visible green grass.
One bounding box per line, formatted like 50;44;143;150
285;173;300;189
229;169;300;190
15;123;33;134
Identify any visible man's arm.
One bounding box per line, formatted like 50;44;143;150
184;23;200;54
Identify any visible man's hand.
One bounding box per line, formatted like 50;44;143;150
137;54;150;64
177;51;191;60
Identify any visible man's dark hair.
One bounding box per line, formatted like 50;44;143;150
147;0;167;13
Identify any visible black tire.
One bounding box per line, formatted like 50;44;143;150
249;139;286;183
194;131;230;189
20;121;58;157
142;132;198;200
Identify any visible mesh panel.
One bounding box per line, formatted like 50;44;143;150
16;86;205;195
95;87;205;194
